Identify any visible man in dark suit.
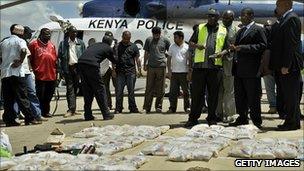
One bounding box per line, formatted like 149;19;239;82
269;0;303;131
229;7;267;129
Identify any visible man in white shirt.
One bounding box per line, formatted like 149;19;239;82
167;31;190;113
0;24;40;126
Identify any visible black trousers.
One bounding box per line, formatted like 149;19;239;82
1;76;34;123
35;80;56;115
189;68;221;122
78;64;111;119
274;71;301;126
63;65;79;113
234;76;262;125
102;68;116;109
169;73;190;112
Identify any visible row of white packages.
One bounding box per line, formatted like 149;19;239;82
73;125;170;139
229;138;304;159
0;151;147;171
141;136;231;161
187;124;260;140
62;125;170;156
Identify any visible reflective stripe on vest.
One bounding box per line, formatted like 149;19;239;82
194;24;227;66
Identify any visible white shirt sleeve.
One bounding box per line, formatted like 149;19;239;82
19;39;27;50
168;44;173;56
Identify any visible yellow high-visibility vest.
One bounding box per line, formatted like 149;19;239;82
194;24;227;66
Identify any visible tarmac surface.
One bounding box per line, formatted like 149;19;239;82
0;78;303;170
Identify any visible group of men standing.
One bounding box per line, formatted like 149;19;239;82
0;0;302;131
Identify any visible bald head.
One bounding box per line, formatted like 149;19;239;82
122;30;131;44
222;10;235;27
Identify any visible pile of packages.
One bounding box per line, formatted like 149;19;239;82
141;124;259;162
186;124;260;140
142;136;230;161
62;125;170;156
0;151;147;170
229;138;304;160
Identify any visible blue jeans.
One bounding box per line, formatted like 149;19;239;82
14;74;41;118
116;73;138;111
263;74;276;108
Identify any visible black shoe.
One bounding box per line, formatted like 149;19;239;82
42;113;52;118
254;123;263;130
229;118;249;126
208;120;217;126
202;106;208;113
277;123;300;129
25;119;42;125
35;117;48;122
114;110;122;114
276;124;300;131
184;120;199;128
130;109;141;113
103;114;114;120
84;116;95;121
215;116;223;122
155;108;162;113
6;121;21;127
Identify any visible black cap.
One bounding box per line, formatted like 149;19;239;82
104;31;114;38
206;8;220;16
67;26;77;33
24;26;35;33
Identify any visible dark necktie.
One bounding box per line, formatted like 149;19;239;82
239;27;247;39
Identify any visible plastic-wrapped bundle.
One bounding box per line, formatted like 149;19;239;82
0;131;13;158
237;125;259;132
134;126;162;139
234;129;256;140
0;157;17;171
155;136;175;142
218;128;237;140
258;138;277;146
117;155;148;168
8;164;45;171
159;126;170;134
74;154;99;163
102;164;137;171
228;139;257;158
124;136;145;147
272;144;298;159
252;146;275;159
54;163;84;170
209;125;225;131
191;124;209;132
168;149;189;162
141;142;165;155
190;150;214;161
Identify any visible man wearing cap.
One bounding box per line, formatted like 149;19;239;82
0;24;40;126
143;26;171;113
229;7;267;129
78;35;117;121
58;26;86;117
185;8;227;127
